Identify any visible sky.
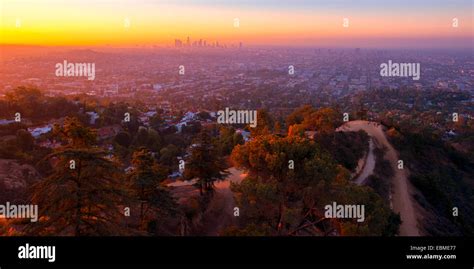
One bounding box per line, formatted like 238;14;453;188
0;0;472;48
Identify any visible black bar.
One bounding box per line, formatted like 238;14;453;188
0;237;472;267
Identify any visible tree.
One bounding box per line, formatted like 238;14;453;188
217;126;244;155
3;86;79;121
286;106;342;136
16;129;35;151
250;109;274;137
5;86;43;118
285;104;314;127
134;127;149;147
27;117;129;235
98;102;129;126
184;129;229;196
149;113;164;130
197;111;211;120
53;117;97;147
230;134;398;236
114;131;132;148
316;130;369;172
146;128;162;152
274;120;283;134
128;148;175;231
159;144;180;167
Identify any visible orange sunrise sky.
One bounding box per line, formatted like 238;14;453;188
0;0;472;48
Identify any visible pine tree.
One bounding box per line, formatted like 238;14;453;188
184;129;229;196
27;117;130;235
128;148;176;231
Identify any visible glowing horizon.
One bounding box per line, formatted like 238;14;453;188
1;0;472;48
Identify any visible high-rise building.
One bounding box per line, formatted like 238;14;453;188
186;36;190;46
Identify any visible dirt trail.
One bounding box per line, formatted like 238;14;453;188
201;167;246;235
337;121;421;236
353;138;376;185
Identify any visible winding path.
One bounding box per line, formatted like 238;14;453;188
353;138;376;185
337;120;421;236
201;167;246;235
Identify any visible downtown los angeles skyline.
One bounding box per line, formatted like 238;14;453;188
0;1;473;266
0;0;473;48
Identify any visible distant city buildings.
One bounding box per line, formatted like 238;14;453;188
174;37;241;49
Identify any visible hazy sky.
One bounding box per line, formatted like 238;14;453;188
1;0;472;48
